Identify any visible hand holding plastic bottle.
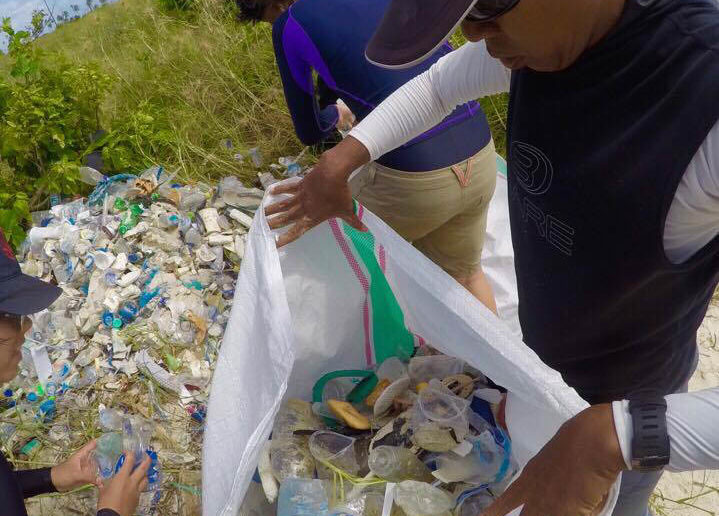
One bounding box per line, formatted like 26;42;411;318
51;440;100;491
97;452;151;516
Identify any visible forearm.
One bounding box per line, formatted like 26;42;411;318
613;387;719;472
349;40;509;160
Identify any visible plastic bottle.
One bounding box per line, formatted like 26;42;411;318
139;288;160;308
159;214;179;228
79;167;105;186
114;198;128;212
394;481;453;516
184;227;202;246
3;389;16;409
104;271;117;286
368;446;434;483
94;251;116;270
118;211;139;235
37;399;56;423
248;147;263;168
277;478;329;516
95;432;124;479
118;301;139;324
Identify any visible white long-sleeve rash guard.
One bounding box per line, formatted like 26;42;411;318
349;40;719;472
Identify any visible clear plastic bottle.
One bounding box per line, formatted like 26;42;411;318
277;478;328;516
368;446;434;483
78;167;105;186
394;481;453;516
95;432;124;479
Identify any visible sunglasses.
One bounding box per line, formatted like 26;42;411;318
465;0;521;22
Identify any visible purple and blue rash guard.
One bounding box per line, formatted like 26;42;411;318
272;0;492;172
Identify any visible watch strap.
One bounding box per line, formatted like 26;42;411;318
628;397;670;471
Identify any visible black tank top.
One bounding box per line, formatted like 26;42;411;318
506;0;719;404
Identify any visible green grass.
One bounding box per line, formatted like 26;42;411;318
4;0;508;186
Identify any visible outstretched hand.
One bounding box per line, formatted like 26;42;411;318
481;404;626;516
265;137;370;247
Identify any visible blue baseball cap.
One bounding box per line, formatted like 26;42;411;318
0;230;61;315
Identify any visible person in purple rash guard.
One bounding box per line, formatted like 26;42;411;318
0;230;149;516
232;0;501;313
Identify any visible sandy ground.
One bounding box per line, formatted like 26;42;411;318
653;297;719;516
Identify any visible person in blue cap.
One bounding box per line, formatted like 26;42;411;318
0;229;150;516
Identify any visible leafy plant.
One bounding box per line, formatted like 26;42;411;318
0;16;112;246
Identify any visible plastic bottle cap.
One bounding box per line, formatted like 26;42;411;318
27;393;38;402
119;225;128;235
112;318;123;329
4;389;13;397
151;193;159;201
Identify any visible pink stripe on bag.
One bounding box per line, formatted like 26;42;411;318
329;218;373;365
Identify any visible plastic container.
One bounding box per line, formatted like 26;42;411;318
368;446;434;483
277;478;328;516
309;431;361;477
432;429;514;486
394;481;453;516
415;379;471;441
408;356;464;384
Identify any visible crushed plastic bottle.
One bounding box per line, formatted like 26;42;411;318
277;478;329;516
394;481;453;516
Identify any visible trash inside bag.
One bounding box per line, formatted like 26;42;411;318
204;163;621;516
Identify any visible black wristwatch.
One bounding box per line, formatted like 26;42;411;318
628;397;670;471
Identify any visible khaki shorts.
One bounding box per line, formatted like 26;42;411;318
350;140;497;278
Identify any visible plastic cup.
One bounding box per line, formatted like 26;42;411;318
309;430;361;476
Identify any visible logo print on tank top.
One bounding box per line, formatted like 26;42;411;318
510;141;575;256
512;141;554;195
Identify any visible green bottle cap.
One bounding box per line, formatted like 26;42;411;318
118;224;128;235
36;384;44;396
130;204;144;216
112;318;123;329
151;192;159;201
114;198;127;211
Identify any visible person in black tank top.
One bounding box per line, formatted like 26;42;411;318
266;0;719;514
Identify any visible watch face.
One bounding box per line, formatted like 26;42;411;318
632;455;670;472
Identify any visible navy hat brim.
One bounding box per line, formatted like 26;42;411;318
366;0;477;69
0;273;62;315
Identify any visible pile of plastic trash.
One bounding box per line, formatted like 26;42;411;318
3;163;279;515
242;349;517;516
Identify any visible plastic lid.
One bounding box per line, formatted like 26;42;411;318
27;392;38;402
112;318;123;329
4;389;13;397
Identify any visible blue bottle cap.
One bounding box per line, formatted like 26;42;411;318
27;392;38;402
3;389;12;397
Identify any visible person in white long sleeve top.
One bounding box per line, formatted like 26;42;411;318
265;0;719;515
